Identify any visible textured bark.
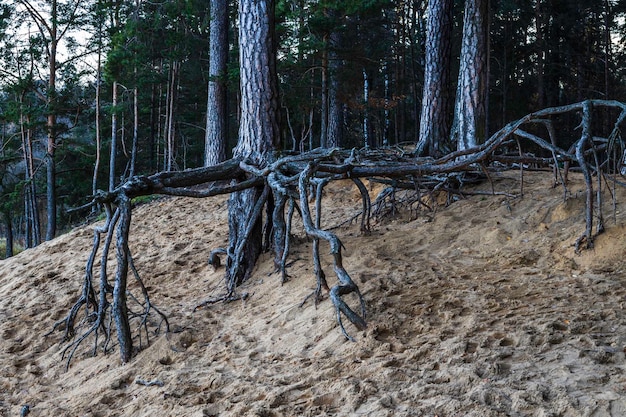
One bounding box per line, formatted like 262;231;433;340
109;81;118;191
204;0;228;166
416;0;453;157
44;0;58;241
93;45;102;200
450;0;489;152
113;194;132;363
320;42;329;148
535;1;546;108
227;0;279;287
327;27;343;148
45;154;56;241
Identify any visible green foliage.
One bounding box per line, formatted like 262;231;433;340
0;0;624;243
0;240;23;260
131;195;160;206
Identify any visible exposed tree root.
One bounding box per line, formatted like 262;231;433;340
54;100;626;365
298;162;367;339
53;193;170;368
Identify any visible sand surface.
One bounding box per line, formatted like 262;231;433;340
2;171;626;416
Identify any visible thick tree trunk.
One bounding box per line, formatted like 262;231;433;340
450;0;489;152
205;0;228;166
227;0;279;288
416;0;453;157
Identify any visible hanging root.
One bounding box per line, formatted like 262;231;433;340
52;193;169;369
298;162;366;340
575;101;595;252
300;178;331;308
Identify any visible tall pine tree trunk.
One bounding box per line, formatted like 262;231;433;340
109;81;118;191
320;40;329;148
45;0;58;241
227;0;279;289
416;0;453;157
18;102;41;248
93;43;102;201
450;0;489;152
205;0;228;166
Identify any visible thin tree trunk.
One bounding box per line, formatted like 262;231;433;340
110;81;118;191
93;44;102;202
130;76;138;177
3;211;13;258
149;83;157;172
205;0;228;166
45;0;58;241
320;42;329;148
165;61;179;171
20;108;40;247
535;0;546;108
383;61;390;146
363;68;370;148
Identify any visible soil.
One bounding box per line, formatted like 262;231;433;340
2;170;626;417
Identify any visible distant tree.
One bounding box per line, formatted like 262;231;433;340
14;0;90;240
0;108;20;259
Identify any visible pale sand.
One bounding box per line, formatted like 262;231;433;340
1;171;626;416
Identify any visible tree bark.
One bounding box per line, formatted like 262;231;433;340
93;42;102;201
109;80;118;191
535;0;546;108
205;0;228;166
320;40;329;148
44;0;58;241
327;26;343;148
227;0;279;288
3;211;13;258
113;194;132;363
450;0;489;152
416;0;453;157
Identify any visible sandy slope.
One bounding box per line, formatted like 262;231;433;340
2;171;626;417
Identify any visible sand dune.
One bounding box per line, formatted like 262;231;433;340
2;171;626;416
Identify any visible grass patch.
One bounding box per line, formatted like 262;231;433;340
0;240;24;260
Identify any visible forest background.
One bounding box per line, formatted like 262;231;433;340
1;0;626;258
